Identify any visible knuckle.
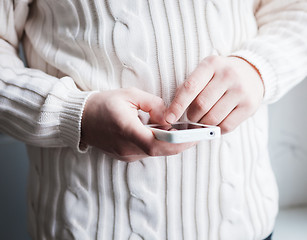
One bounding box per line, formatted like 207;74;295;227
204;112;220;125
234;83;245;94
204;55;219;65
242;98;257;110
184;76;198;93
113;118;127;132
194;97;209;112
142;143;158;157
243;98;253;108
171;98;185;115
220;122;235;134
156;97;165;107
114;146;128;157
187;110;197;122
147;146;159;157
222;66;236;79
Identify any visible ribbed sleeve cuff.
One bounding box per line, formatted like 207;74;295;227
230;49;279;104
59;90;98;153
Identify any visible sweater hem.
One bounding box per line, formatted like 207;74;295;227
59;88;98;153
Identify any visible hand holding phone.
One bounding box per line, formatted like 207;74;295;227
147;122;220;143
82;89;197;162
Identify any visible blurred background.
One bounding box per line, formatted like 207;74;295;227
0;46;307;239
268;78;307;239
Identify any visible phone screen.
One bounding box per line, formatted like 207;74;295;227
151;123;209;131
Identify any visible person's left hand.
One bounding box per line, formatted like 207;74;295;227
164;55;264;134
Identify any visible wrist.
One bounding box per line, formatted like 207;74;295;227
80;92;100;148
229;55;265;98
229;49;278;103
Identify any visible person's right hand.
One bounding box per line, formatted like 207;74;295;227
81;88;195;162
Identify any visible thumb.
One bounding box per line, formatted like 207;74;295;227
122;88;167;153
129;88;167;125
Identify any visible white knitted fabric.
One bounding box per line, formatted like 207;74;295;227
1;0;307;239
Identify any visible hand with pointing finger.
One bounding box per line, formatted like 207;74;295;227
165;55;264;134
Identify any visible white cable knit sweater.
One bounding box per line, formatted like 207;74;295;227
1;0;307;239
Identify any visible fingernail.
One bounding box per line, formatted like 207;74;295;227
166;113;176;123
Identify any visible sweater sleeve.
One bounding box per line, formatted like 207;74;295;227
231;0;307;104
0;0;95;152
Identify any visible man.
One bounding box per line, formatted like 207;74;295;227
1;0;306;239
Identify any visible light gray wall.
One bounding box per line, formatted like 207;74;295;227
269;79;307;208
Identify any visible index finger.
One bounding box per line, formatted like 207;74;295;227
165;60;215;123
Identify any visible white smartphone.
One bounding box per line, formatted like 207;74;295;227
146;122;221;143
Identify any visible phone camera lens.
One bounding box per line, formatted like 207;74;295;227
210;131;214;136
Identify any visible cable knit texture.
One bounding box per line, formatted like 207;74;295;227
1;0;307;239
